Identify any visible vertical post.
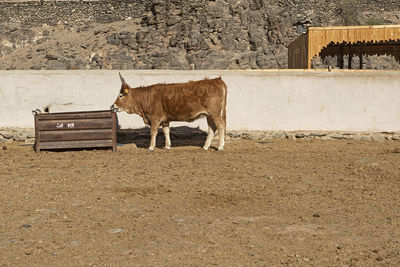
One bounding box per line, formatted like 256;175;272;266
348;44;352;69
337;44;344;69
111;111;117;152
33;111;40;153
307;30;312;69
359;46;363;69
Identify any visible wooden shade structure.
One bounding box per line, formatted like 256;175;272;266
288;25;400;69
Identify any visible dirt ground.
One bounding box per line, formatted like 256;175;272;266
1;138;400;266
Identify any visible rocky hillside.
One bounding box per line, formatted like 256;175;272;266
0;0;399;70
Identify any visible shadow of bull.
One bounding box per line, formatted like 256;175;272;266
117;126;208;149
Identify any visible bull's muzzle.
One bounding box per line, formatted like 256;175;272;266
110;104;119;112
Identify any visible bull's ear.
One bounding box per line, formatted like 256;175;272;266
119;72;127;86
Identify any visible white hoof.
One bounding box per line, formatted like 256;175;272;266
203;146;209;150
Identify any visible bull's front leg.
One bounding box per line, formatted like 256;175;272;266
162;122;171;150
149;120;161;151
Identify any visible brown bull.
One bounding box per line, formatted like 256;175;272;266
111;73;227;151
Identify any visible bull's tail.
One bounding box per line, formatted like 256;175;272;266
222;83;227;123
220;78;227;130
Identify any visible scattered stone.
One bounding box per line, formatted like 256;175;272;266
71;241;79;246
295;133;305;138
2;145;7;150
24;248;33;255
312;213;320;218
21;224;31;228
25;130;35;139
13;134;26;142
45;53;58;60
228;132;241;139
371;135;385;143
392;135;400;140
309;132;326;137
119;30;131;37
107;33;120;45
361;136;372;141
285;132;296;139
394;147;400;153
129;143;138;149
247;131;266;140
108;228;124;234
330;134;344;139
272;131;285;139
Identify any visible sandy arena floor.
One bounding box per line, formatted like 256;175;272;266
1;138;400;266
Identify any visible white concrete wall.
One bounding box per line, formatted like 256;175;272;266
0;70;399;132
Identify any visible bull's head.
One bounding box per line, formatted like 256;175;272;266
111;73;134;113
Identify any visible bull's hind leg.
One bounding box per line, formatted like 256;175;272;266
203;117;216;150
211;114;226;151
162;122;171;150
216;122;225;151
149;120;161;151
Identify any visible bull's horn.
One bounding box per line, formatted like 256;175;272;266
119;72;127;85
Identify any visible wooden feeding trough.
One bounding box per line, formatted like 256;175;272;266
33;109;117;153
